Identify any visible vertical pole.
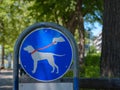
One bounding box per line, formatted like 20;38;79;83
13;59;19;90
73;40;79;90
65;24;80;90
73;52;79;90
13;42;19;90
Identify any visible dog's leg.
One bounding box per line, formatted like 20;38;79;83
32;61;38;73
54;64;59;74
47;57;56;73
51;66;55;73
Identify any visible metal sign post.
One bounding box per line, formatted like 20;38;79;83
14;22;79;90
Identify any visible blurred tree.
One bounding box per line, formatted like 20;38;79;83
0;0;103;67
29;0;103;62
0;19;5;68
0;0;33;68
101;0;120;77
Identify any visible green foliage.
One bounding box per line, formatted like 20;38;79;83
83;0;103;23
0;0;34;47
83;0;103;30
64;70;73;77
29;0;76;24
0;0;103;53
63;53;101;78
0;0;103;72
89;45;97;54
81;53;101;78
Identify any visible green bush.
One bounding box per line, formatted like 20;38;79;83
64;70;73;77
64;53;101;78
82;53;101;78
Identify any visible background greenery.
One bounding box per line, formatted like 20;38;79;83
64;53;101;78
0;0;103;78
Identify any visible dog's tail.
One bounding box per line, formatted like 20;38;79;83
53;54;65;57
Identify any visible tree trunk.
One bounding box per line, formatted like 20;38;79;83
101;0;120;77
64;0;84;63
7;53;12;69
1;45;4;68
76;0;85;63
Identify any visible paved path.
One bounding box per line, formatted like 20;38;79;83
0;70;13;90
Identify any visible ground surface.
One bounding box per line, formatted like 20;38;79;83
0;70;13;90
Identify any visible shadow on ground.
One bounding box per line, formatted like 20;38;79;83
0;70;13;90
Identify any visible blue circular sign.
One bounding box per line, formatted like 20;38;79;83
19;27;73;82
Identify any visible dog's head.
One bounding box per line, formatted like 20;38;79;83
24;45;35;53
52;37;65;44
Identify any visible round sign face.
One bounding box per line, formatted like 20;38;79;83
19;28;73;82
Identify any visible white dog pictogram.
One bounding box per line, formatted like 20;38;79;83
24;45;65;74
